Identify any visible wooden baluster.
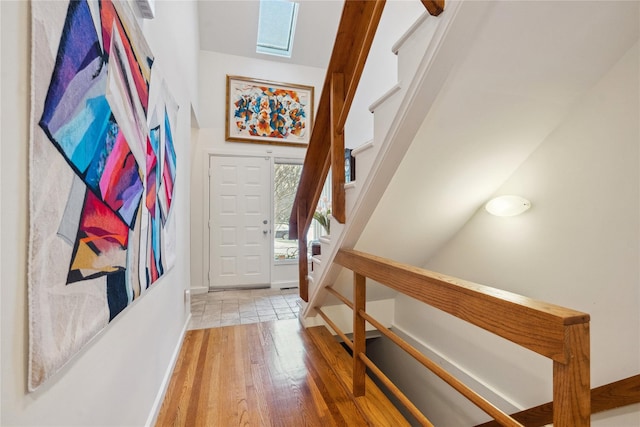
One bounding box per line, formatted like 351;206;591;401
297;202;309;302
553;322;590;426
353;272;366;396
331;72;345;224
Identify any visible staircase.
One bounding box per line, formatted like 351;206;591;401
301;0;486;326
288;1;640;425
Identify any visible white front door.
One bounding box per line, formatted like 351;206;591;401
209;155;271;288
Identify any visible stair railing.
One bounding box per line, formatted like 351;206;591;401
315;248;591;427
288;0;444;301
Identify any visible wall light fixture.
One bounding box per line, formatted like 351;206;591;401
485;195;531;217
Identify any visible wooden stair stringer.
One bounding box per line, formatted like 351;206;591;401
306;325;410;426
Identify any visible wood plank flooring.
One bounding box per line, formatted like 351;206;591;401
155;319;404;426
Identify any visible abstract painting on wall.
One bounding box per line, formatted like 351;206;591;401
225;75;314;147
29;0;178;390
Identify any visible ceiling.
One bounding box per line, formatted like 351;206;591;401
198;0;344;69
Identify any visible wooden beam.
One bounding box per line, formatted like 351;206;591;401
331;72;346;224
334;248;590;362
475;375;640;427
421;0;445;16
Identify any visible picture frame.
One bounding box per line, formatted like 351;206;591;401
345;148;356;183
226;75;314;147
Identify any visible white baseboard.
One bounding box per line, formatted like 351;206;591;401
190;286;208;295
191;283;298;293
270;280;298;290
145;313;192;427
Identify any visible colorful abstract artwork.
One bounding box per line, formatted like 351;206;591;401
226;75;314;147
29;0;178;390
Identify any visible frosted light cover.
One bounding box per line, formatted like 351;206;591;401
485;195;531;217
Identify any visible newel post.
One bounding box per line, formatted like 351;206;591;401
353;272;366;396
553;322;590;426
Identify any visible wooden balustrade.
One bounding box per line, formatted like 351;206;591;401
288;0;389;241
289;0;444;301
315;248;591;426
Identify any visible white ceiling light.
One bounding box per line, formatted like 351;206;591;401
485;195;531;217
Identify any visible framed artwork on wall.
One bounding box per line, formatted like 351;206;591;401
345;148;356;183
226;75;314;147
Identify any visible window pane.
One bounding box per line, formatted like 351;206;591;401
274;162;302;261
257;1;298;57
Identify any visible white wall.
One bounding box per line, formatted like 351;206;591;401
384;42;639;425
143;1;200;123
190;51;326;292
0;1;199;425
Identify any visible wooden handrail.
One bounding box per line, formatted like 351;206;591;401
289;0;445;237
289;0;388;301
288;0;388;241
317;285;522;425
322;282;638;426
289;0;444;301
331;248;591;427
335;248;589;362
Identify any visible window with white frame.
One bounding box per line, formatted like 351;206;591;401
273;160;330;262
273;160;302;261
257;0;299;58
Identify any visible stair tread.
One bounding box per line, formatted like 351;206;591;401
306;325;410;426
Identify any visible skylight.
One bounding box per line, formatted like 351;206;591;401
257;1;299;58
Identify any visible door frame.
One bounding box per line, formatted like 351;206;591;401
202;150;306;291
206;152;272;289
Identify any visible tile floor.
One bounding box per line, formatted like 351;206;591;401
188;287;303;330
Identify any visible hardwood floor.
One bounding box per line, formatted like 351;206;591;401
155;319;400;426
